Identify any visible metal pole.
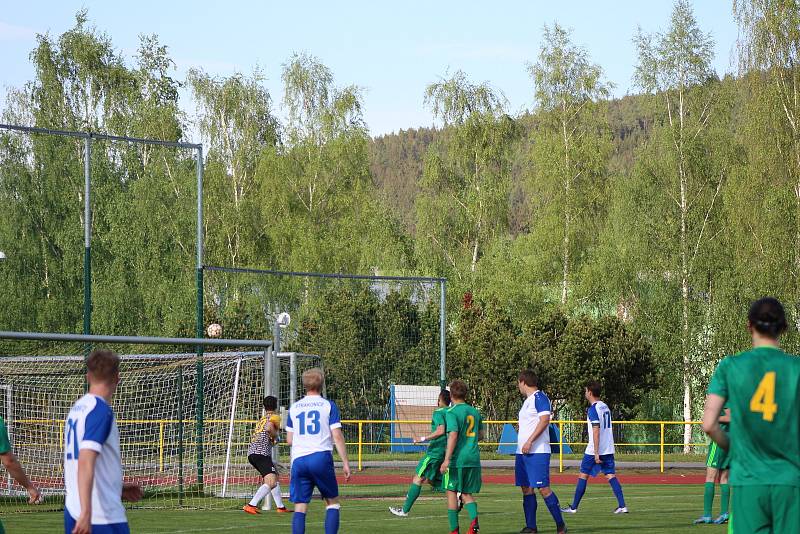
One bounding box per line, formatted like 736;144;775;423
270;321;280;398
83;136;91;337
439;280;446;389
194;146;205;491
290;352;297;406
177;366;184;505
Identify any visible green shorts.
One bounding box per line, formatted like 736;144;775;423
444;466;482;494
706;442;730;471
416;455;444;486
730;485;800;533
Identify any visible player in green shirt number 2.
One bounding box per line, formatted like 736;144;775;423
441;380;484;534
0;415;43;534
702;297;800;534
389;389;452;517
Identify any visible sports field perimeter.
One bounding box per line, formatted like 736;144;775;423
2;482;714;533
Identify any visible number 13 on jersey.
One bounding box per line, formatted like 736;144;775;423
750;371;778;422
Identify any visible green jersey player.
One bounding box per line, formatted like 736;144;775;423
441;380;484;534
390;389;451;517
693;403;731;524
703;297;800;533
0;415;42;534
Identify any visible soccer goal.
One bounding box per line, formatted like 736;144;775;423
0;331;276;517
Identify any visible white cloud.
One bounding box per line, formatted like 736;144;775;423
0;21;37;42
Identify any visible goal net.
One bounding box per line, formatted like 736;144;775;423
0;332;273;519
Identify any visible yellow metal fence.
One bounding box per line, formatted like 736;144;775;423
12;418;706;474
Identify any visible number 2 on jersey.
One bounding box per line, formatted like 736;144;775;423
465;415;476;437
750;371;778;422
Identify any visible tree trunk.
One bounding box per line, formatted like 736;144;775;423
561;110;570;305
678;106;693;451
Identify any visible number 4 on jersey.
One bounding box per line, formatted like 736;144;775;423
750;371;778;422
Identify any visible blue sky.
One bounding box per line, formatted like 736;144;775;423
0;1;738;137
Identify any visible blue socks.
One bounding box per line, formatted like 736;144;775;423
523;494;537;530
292;511;306;534
325;505;341;534
543;492;565;528
571;477;588;509
609;477;626;508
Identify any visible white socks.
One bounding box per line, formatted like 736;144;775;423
249;484;271;507
272;483;285;508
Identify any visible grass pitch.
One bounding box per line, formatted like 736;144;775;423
2;483;714;533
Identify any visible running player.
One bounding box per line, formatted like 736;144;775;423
64;349;142;534
702;297;800;533
286;368;351;534
0;414;42;534
693;404;730;524
440;380;482;534
561;381;627;515
243;395;291;514
516;369;566;534
389;389;451;517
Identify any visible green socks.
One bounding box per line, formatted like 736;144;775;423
402;483;422;513
448;509;459;531
703;482;715;517
720;484;730;515
465;502;478;521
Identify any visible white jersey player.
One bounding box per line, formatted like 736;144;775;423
286;368;351;534
64;349;142;534
562;381;627;514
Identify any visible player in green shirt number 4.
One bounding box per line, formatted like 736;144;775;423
441;380;484;534
390;389;452;517
703;297;800;534
0;415;43;534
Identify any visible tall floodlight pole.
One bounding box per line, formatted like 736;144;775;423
84;136;91;336
194;146;205;490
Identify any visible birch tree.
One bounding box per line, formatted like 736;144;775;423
527;23;611;305
633;0;720;449
417;70;516;279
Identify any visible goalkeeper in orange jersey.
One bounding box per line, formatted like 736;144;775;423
243;396;292;514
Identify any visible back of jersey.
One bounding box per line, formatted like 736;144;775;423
63;394;126;524
708;347;800;486
287;395;342;461
586;401;615;456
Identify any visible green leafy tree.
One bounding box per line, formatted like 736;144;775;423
417;71;517;280
527;23;612;305
632;0;721;448
549;316;656;418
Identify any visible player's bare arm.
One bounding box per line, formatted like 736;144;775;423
718;408;731;424
523;414;550;454
440;431;458;474
331;427;351;481
702;394;730;451
0;451;41;504
413;423;445;444
593;425;602;463
73;449;99;534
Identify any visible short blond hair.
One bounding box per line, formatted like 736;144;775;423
302;368;325;393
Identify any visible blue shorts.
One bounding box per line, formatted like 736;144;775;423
580;453;616;476
515;453;551;488
290;451;339;503
64;511;130;534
